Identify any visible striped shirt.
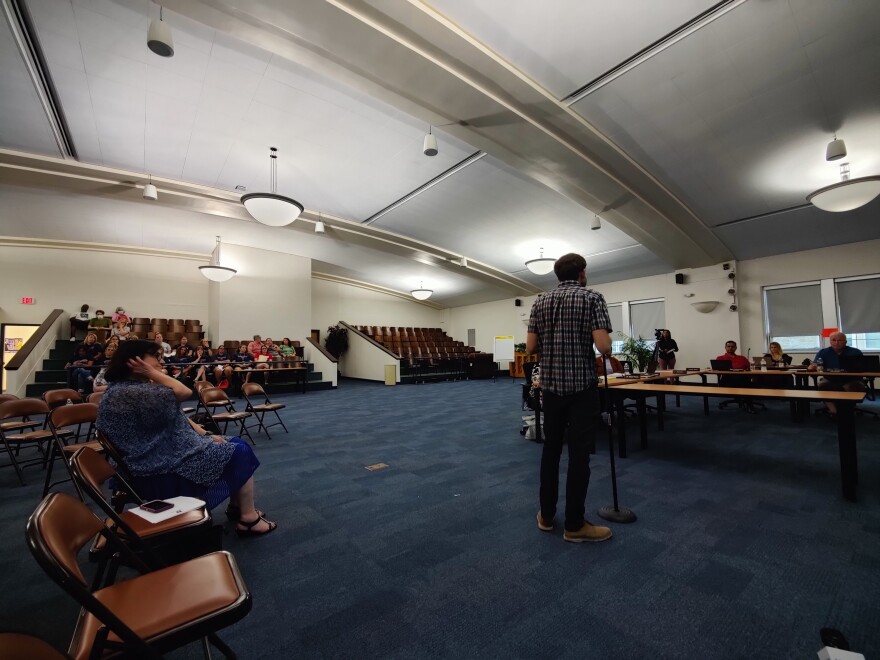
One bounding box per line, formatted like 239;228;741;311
527;281;612;395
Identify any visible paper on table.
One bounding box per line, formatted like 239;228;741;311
127;496;206;524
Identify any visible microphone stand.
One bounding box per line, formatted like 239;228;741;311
598;353;637;524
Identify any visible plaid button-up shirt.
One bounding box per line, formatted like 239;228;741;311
527;281;612;395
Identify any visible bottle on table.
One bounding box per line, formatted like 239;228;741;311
816;357;824;372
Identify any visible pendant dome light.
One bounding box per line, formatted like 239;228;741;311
241;147;304;226
525;247;555;275
807;137;880;212
411;281;433;300
198;236;237;282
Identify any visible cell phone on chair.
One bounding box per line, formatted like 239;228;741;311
140;499;174;513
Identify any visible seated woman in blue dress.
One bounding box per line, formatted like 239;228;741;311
97;339;277;537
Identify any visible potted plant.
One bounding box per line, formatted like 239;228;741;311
514;342;528;354
325;324;349;359
617;332;653;372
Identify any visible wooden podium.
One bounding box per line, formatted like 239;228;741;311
510;352;538;378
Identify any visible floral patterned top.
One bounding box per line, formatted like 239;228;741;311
97;380;236;485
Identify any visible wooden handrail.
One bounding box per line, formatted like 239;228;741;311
306;337;337;362
5;309;65;370
339;321;400;359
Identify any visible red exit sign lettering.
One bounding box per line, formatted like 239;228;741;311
20;297;35;305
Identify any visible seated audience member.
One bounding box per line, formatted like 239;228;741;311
70;333;104;393
254;344;274;382
111;319;132;341
192;345;215;381
760;341;794;388
763;342;792;368
199;338;213;355
88;309;112;330
111;307;130;324
153;332;172;358
263;338;281;367
278;338;297;367
69;304;93;341
715;340;751;370
172;335;194;358
213;345;234;386
232;344;256;383
96;340;276;536
657;329;678;370
595;354;624;376
168;336;195;378
247;335;263;357
808;332;865;415
91;344;117;394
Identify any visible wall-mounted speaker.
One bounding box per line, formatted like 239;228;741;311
675;273;685;285
514;299;522;307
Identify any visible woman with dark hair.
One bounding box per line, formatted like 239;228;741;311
656;329;678;370
96;340;276;537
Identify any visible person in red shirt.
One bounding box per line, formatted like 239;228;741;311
247;335;263;358
715;340;750;370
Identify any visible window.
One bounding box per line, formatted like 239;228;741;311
607;304;624;353
836;276;880;352
763;284;822;351
629;300;665;348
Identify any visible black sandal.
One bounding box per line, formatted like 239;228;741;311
235;515;277;538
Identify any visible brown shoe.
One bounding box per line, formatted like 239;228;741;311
537;511;553;532
563;521;612;543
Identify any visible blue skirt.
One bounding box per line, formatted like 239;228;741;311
130;438;260;510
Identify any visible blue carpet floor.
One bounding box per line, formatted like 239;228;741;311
1;378;879;659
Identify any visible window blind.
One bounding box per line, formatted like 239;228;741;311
607;304;623;336
630;301;665;340
765;285;822;337
837;277;880;334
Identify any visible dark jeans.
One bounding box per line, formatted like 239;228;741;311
540;387;600;532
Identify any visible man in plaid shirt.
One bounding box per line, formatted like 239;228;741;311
526;253;613;543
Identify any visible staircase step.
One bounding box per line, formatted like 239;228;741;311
43;359;68;370
26;382;68;397
36;370;68;383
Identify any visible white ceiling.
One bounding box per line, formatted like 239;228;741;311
1;0;879;307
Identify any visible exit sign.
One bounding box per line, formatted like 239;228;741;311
20;297;35;305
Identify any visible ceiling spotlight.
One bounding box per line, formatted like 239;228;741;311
525;247;556;275
198;236;237;282
591;214;601;230
825;136;847;161
411;281;433;300
423;126;438;157
808;160;880;212
143;174;157;201
241;147;304;226
315;221;325;234
458;257;468;268
147;6;174;57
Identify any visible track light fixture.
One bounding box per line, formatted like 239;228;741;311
591;214;601;230
143;174;157;200
423;126;438;157
147;6;174;57
315;220;325;234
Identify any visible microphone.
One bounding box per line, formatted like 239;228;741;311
747;348;751;359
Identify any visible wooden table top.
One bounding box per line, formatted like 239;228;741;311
703;369;880;378
614;382;866;402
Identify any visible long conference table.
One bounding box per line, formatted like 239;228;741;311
608;378;868;501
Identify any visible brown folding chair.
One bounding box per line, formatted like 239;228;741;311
0;633;68;659
0;393;19;404
0;398;69;486
70;446;214;589
86;391;104;406
241;382;288;438
198;387;254;444
43;388;83;411
26;492;251;659
43;403;103;498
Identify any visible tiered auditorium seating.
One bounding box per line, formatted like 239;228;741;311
352;325;494;381
135;318;205;345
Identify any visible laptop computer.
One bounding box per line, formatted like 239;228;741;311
710;359;731;371
752;356;766;369
840;354;880;373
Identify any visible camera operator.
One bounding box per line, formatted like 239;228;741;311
656;329;678;370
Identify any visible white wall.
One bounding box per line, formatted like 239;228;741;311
210;244;311;344
0;245;209;328
311;279;442;342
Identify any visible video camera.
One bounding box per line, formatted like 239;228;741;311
654;329;664;341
